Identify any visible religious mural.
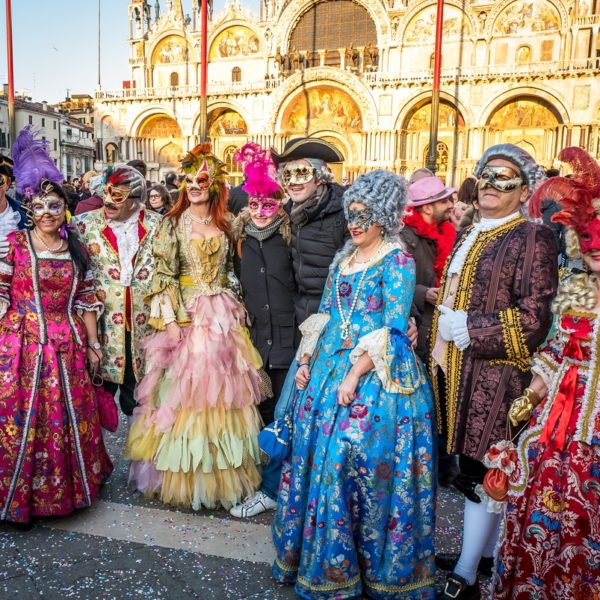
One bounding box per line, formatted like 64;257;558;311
152;36;191;64
281;86;362;134
139;116;183;138
405;6;471;43
208;111;248;136
489;100;559;128
158;142;183;165
407;103;464;130
494;0;560;34
210;26;260;59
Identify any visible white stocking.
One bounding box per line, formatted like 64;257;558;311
454;498;501;584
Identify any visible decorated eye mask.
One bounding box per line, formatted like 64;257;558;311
577;218;600;254
477;165;524;193
347;208;375;231
31;197;65;218
282;162;315;186
103;184;132;205
184;171;211;191
248;198;281;218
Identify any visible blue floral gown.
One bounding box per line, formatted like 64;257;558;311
272;245;436;600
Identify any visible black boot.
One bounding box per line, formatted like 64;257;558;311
439;573;481;600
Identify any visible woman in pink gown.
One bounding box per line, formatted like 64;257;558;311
0;127;112;526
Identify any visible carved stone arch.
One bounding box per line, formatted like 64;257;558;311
397;0;477;44
196;100;250;135
207;19;264;54
478;87;569;126
269;67;377;132
272;0;389;55
485;0;568;39
310;129;358;165
129;106;179;138
394;91;472;131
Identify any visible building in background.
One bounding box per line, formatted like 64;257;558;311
94;0;600;184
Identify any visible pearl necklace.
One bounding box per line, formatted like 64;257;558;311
188;211;213;226
336;240;387;340
33;228;65;253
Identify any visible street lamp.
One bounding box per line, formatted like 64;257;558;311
427;0;445;175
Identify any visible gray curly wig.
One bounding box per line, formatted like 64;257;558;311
474;144;546;201
343;169;407;239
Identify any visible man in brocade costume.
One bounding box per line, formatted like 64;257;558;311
72;165;162;422
431;144;558;600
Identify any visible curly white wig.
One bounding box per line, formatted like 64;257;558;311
343;169;407;240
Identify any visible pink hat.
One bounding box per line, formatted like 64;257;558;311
408;176;456;207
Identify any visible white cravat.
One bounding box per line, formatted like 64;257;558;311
448;211;521;276
0;202;20;236
106;208;142;286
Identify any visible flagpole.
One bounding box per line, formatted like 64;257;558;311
199;0;209;142
97;0;101;89
6;0;15;148
427;0;444;174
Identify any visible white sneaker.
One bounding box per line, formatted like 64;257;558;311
230;490;277;518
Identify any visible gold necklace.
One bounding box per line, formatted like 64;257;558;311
33;228;65;253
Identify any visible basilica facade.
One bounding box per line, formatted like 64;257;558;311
94;0;600;185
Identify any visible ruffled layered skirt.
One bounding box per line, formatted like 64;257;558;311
126;291;264;509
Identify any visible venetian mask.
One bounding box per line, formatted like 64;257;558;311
248;197;281;218
103;183;131;205
281;162;315;186
578;218;600;254
347;207;375;231
30;195;65;218
477;165;524;193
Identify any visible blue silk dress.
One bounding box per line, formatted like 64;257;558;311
272;246;436;599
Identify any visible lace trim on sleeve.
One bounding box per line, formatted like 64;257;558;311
531;352;559;388
0;298;8;319
349;327;389;385
149;290;177;327
296;313;330;359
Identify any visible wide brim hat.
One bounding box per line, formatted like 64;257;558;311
408;176;456;207
271;137;344;166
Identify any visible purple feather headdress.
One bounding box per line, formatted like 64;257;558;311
235;142;282;199
12;125;64;202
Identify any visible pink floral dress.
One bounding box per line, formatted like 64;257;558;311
0;231;112;523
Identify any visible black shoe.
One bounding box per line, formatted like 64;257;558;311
439;573;481;599
7;520;34;531
435;553;494;577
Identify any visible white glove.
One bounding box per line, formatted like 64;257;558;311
437;305;471;350
437;305;454;341
0;235;8;259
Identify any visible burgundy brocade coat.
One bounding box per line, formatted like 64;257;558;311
432;219;558;461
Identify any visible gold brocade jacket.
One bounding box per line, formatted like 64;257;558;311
72;208;163;384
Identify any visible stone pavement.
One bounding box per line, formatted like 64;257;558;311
0;416;493;599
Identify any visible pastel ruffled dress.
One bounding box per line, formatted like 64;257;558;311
272;244;436;600
126;212;264;510
0;231;113;523
493;311;600;600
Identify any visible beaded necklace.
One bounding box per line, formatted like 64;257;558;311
336;240;387;339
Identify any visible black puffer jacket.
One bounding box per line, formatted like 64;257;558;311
287;183;348;324
233;212;299;369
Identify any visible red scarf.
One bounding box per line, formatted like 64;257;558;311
403;210;456;285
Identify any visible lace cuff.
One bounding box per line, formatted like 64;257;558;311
296;313;330;359
349;326;386;369
531;352;558;388
0;298;8;320
149;290;177;327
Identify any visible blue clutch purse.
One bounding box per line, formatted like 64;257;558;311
258;414;293;464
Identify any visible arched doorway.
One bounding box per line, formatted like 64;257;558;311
137;115;183;177
401;100;464;183
223;145;243;186
486;97;561;162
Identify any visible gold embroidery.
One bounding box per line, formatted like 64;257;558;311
499;306;530;365
366;576;436;593
429;217;526;452
297;573;361;591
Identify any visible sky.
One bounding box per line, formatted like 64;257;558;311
0;0;259;104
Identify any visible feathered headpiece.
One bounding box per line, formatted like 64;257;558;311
235;142;282;199
529;147;600;232
12;125;64;203
180;142;227;196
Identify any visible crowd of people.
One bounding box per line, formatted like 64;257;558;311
0;124;597;600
